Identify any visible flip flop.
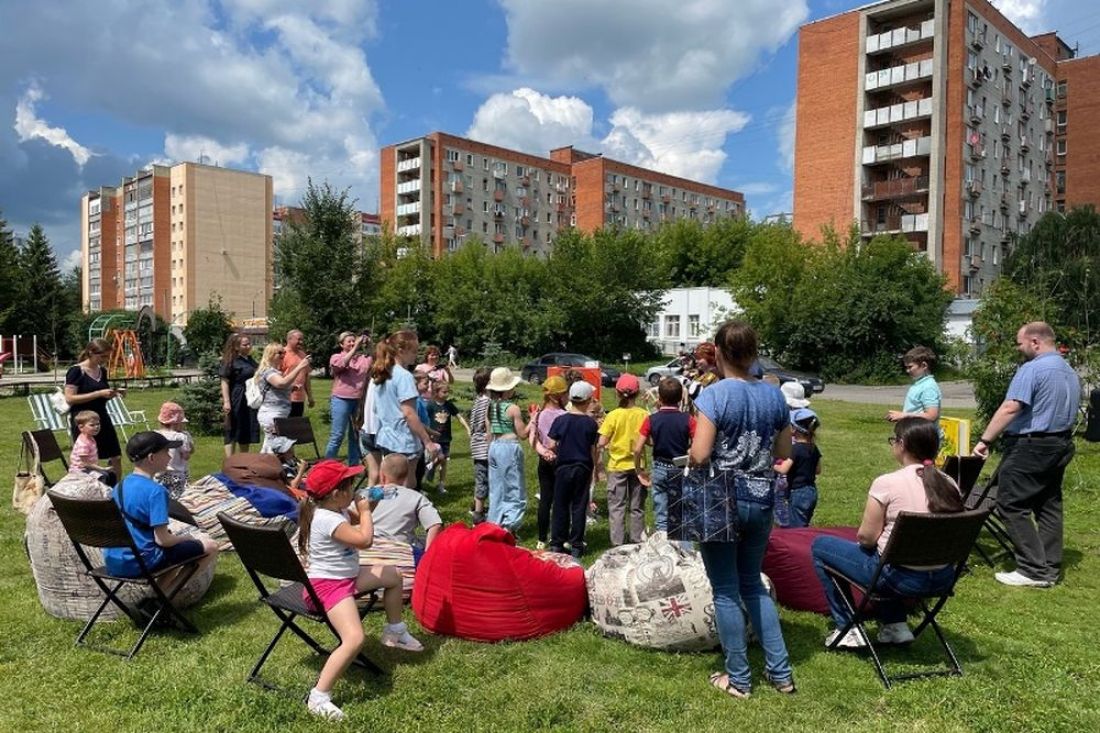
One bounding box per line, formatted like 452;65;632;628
709;672;751;700
764;672;797;695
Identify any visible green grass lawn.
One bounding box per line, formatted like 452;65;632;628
1;381;1098;731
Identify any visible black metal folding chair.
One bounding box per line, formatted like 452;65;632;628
963;466;1018;566
24;429;69;487
47;491;201;660
823;509;990;688
940;455;985;500
274;416;321;459
216;513;383;690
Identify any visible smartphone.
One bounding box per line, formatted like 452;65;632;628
672;454;689;467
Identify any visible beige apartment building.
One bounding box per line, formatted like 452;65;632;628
380;132;745;258
793;0;1100;297
81;162;273;325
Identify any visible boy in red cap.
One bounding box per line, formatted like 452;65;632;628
298;459;423;721
598;373;650;545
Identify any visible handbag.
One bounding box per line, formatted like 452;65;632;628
245;374;268;410
49;386;71;416
667;463;740;543
13;436;46;515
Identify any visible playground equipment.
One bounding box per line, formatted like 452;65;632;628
87;307;157;379
0;334;52;376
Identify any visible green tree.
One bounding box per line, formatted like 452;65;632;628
176;353;226;436
652;216;751;287
269;180;377;361
56;264;83;361
15;224;64;358
183;296;234;359
0;211;19;333
733;225;952;382
366;233;437;338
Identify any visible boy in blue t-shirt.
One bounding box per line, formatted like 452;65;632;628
105;431;218;589
547;381;600;558
888;346;942;426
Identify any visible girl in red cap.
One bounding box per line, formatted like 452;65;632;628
298;459;423;721
598;373;650;545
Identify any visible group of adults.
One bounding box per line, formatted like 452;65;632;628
216;328;454;487
676;319;1080;698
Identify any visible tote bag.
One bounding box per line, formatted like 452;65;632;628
667;464;740;543
13;436;46;515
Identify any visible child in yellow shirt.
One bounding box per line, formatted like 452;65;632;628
598;374;649;545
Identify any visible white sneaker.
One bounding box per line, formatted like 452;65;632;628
436;484;447;495
825;627;867;649
995;570;1052;588
877;622;915;645
307;697;346;721
380;625;425;652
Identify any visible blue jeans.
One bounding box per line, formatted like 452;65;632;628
788;486;818;528
488;440;526;531
650;462;680;532
325;396;362;465
699;502;792;691
811;535;957;629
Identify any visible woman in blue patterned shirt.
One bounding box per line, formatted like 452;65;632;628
687;321;795;699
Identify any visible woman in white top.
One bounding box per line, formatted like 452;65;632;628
811;417;964;649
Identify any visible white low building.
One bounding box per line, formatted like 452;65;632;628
647;287;739;355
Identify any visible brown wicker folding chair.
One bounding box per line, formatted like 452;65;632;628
273;416;321;459
216;513;383;691
823;509;990;688
47;491;201;660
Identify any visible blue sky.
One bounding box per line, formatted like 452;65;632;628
0;0;1092;268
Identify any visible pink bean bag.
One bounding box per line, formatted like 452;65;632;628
763;526;859;615
412;522;587;642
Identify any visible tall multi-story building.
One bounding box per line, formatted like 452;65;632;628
272;206;381;242
379;132;744;258
793;0;1100;297
81;163;273;325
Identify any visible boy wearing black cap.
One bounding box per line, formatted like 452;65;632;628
103;431;219;584
546;381;600;557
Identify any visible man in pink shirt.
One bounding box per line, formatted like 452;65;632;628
283;329;314;418
325;330;372;465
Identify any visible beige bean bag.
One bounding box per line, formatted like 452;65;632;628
25;473;216;621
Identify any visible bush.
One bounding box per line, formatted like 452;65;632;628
177;354;225;436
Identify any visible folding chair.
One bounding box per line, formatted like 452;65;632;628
27;392;71;445
963;469;1018;566
106;397;149;441
273;416;321;458
216;512;383;689
47;491;201;660
823;508;990;688
940;455;985;500
23;429;70;487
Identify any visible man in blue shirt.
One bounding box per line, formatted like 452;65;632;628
973;322;1080;588
105;432;219;587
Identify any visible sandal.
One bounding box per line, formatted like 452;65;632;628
764;673;797;695
709;672;751;699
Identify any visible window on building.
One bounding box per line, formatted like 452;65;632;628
664;315;680;338
466;153;473;165
1057;80;1067;98
1056;139;1067;156
688;315;701;337
647;321;660;339
446;149;459;162
1057;110;1067;128
1056;171;1065;194
483;158;490;170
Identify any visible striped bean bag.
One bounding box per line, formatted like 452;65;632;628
177;474;295;550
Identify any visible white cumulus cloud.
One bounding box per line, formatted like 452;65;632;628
13;83;93;167
498;0;808;112
995;0;1048;34
467;88;596;154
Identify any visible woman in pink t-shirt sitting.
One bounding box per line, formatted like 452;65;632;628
811;418;964;649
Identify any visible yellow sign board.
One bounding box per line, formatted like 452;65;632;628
938;417;971;460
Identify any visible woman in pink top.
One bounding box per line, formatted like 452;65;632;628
811;418;964;649
325;331;372;465
417;345;452;385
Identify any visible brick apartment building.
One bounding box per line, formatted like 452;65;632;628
379;132;745;258
792;0;1100;297
272;206;381;241
81;162;273;325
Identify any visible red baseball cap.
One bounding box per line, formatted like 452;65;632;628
305;459;365;499
615;373;640;394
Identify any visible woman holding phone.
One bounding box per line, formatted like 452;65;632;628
64;338;124;480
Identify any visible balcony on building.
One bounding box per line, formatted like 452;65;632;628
861;175;930;201
396;202;421;217
396;157;421;173
864;59;933;92
397;223;422;237
860;212;929;236
862;135;932;165
396;179;421;195
865;19;934;55
863;97;933;130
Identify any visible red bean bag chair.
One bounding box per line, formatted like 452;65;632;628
411;522;588;642
763;526;859;616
